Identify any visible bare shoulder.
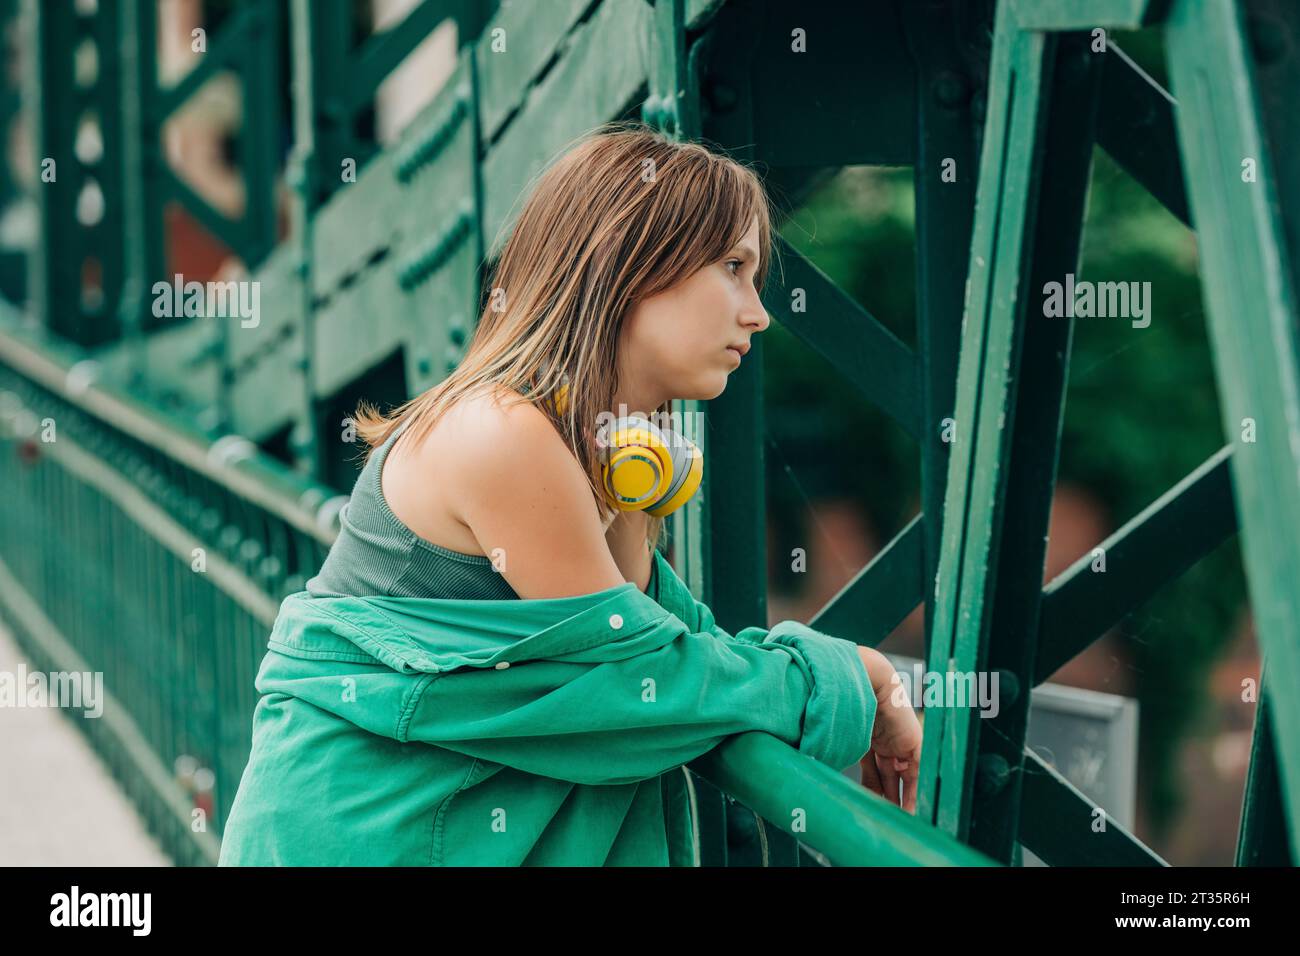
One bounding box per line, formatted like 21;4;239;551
449;384;565;461
408;384;570;497
432;383;625;598
379;384;565;559
448;384;593;522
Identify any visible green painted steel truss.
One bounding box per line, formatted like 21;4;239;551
0;0;1295;867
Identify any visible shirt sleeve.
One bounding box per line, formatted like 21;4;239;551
400;550;877;786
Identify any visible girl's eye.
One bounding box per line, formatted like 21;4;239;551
726;259;743;276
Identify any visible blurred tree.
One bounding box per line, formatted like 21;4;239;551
767;166;919;599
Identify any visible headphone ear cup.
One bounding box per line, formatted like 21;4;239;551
602;417;673;510
598;414;706;516
604;443;672;509
644;430;702;517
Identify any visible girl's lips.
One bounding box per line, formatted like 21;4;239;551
726;347;743;363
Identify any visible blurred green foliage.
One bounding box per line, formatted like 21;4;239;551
764;167;920;597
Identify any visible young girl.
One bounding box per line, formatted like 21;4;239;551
219;122;920;866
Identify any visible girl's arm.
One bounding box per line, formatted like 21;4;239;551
394;598;877;786
449;398;630;599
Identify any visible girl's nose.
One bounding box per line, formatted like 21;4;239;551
745;300;771;333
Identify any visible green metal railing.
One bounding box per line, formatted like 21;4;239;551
0;0;1295;867
0;316;342;864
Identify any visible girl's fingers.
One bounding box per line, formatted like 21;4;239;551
897;748;920;813
901;762;919;814
876;756;901;807
860;753;885;797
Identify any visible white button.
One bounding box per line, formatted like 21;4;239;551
494;661;510;670
609;614;623;630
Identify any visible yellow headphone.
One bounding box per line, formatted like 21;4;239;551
547;378;703;518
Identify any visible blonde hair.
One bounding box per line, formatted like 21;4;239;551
352;120;775;554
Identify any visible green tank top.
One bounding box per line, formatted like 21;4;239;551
306;418;519;600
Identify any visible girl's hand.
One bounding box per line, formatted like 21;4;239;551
855;647;922;814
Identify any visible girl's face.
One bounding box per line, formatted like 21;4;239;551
616;216;770;412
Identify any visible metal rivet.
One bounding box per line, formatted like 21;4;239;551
975;754;1011;796
933;70;971;109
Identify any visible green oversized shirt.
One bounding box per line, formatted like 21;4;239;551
217;549;876;866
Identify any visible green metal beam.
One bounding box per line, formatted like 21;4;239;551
1096;42;1190;228
344;0;490;116
154;2;265;119
808;513;925;646
1020;749;1167;866
920;4;1055;843
764;236;922;439
920;8;1103;862
1237;682;1295;865
1166;0;1300;859
157;165;249;256
25;0;123;346
745;0;917;167
1011;0;1173;30
965;28;1101;863
904;0;980;663
1037;447;1236;684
